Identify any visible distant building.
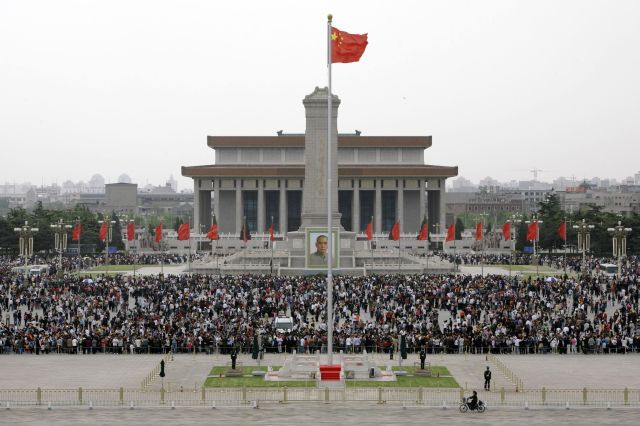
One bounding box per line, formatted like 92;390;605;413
105;183;137;214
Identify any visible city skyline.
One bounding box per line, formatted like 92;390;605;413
2;1;639;190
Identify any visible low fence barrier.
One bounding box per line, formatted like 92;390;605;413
1;387;639;408
487;354;525;391
140;352;172;389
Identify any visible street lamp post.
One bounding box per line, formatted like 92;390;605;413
98;215;116;275
478;212;489;277
127;219;137;279
14;221;39;278
573;219;594;277
50;219;72;276
74;217;82;272
507;214;523;279
525;214;543;276
607;221;632;278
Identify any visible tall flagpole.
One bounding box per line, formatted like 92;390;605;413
326;14;334;365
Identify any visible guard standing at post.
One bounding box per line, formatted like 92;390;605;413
420;347;427;370
231;348;238;370
484;366;492;391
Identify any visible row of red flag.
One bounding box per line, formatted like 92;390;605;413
365;219;565;243
71;219;564;244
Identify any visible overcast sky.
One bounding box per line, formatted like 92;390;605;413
1;0;639;190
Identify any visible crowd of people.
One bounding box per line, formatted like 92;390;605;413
0;254;639;357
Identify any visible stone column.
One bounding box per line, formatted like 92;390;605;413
375;181;382;234
279;180;287;233
213;182;220;223
193;179;200;232
300;87;341;227
418;179;425;223
352;183;360;232
235;184;242;234
439;180;446;235
257;179;265;234
397;187;404;231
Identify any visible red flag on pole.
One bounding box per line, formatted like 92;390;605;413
71;224;82;241
208;216;219;240
527;222;538;241
445;224;455;242
388;222;400;241
126;223;135;241
417;218;427;241
268;223;275;242
177;223;190;241
155;224;163;243
331;27;368;63
99;223;107;241
502;222;511;241
240;219;251;243
365;218;373;241
557;222;566;241
475;223;483;241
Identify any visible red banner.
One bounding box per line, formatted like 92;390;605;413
71;224;82;241
445;224;455;242
177;223;190;241
99;223;107;241
502;222;511;241
155;224;163;243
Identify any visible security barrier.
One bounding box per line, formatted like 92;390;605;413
1;387;639;407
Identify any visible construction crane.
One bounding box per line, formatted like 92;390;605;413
530;168;544;181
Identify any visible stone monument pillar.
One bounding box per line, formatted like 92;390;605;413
301;87;341;226
283;87;358;274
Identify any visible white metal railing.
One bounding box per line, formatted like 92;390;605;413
1;387;639;407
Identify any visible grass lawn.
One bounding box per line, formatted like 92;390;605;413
503;265;558;273
204;366;316;388
87;265;147;272
203;365;459;389
345;365;458;388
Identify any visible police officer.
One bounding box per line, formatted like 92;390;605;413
484;366;492;391
419;346;427;370
231;348;238;370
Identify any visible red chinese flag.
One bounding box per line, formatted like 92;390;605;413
557;223;566;241
445;224;455;242
475;223;483;241
527;222;538;241
208;224;219;241
502;222;511;241
388;222;400;241
331;27;368;63
99;223;107;241
155;224;163;243
241;221;251;243
207;215;219;241
71;224;82;241
127;223;135;241
177;223;190;241
268;223;275;242
365;219;373;241
417;216;428;241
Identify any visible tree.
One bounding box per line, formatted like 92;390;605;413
515;219;528;252
537;194;564;253
111;213;125;251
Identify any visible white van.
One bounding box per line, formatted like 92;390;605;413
274;316;294;332
598;263;618;278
